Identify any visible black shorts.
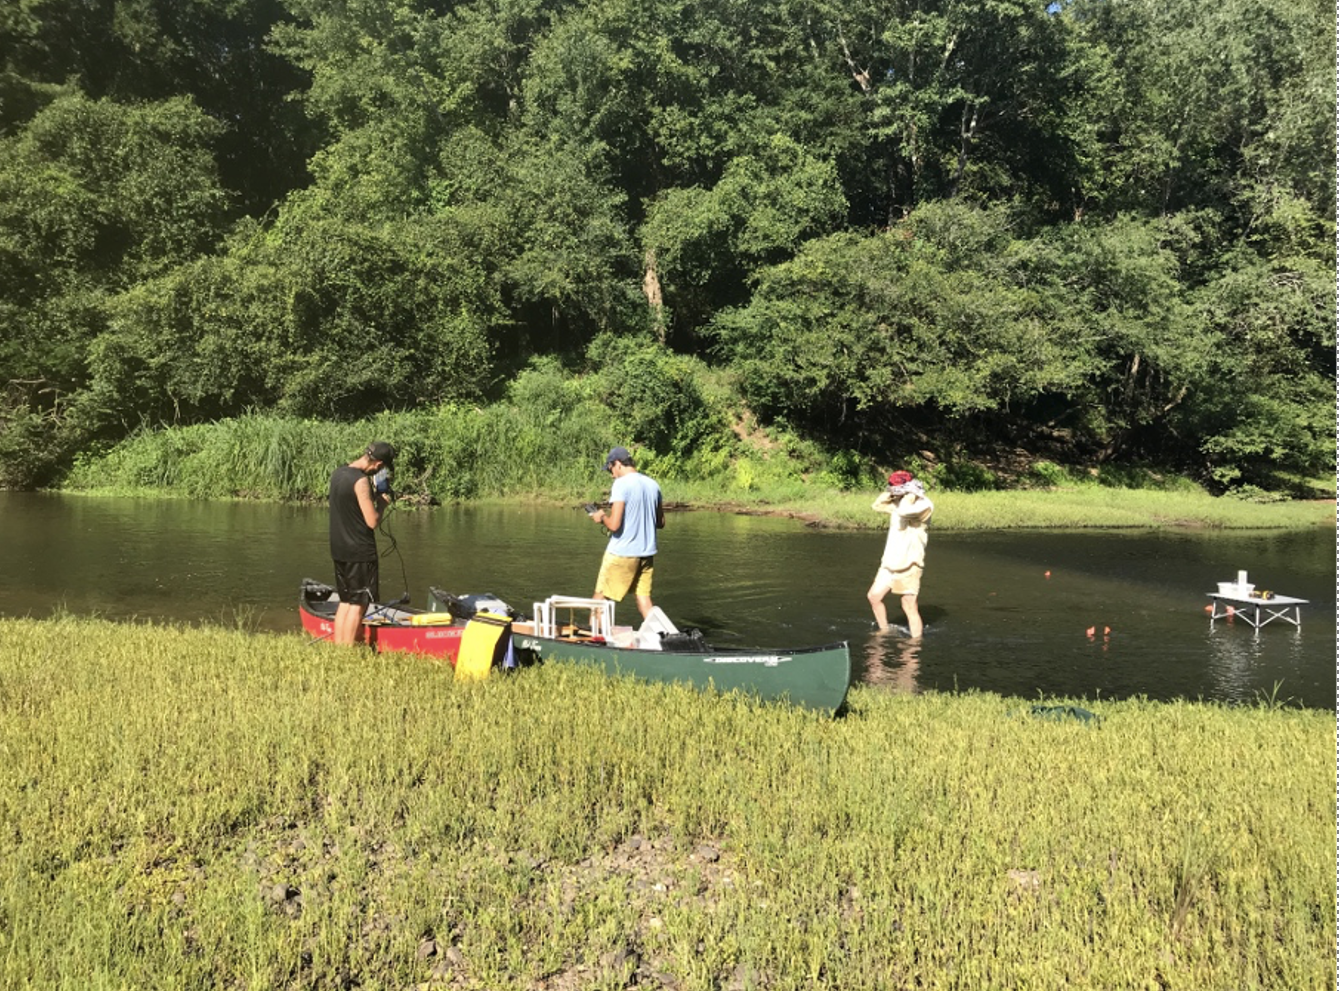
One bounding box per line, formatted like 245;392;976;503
333;560;379;607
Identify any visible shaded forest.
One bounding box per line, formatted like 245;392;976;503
0;0;1333;493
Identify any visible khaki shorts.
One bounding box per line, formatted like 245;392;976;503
872;563;923;597
596;552;655;601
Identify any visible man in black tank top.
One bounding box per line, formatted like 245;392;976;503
329;441;395;645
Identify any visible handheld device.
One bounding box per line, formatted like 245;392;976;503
582;502;599;514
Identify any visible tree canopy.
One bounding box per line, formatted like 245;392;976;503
0;0;1333;491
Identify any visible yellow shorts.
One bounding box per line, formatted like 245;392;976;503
596;553;655;601
873;564;923;597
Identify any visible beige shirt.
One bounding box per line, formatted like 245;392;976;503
873;492;934;572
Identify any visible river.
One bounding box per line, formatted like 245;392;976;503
2;492;1334;708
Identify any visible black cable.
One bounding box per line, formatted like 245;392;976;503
377;497;411;604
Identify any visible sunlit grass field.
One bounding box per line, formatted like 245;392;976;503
1;617;1332;990
666;482;1336;532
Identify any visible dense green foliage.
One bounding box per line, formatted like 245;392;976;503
63;346;736;503
62;410;1338;531
1;617;1333;989
1;0;1333;494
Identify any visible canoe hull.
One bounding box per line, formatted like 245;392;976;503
301;580;851;712
513;632;851;715
300;580;465;661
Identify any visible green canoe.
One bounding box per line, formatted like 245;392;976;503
428;589;852;715
512;631;852;716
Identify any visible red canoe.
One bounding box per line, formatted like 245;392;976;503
299;579;465;661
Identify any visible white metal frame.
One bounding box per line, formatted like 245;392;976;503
531;595;616;639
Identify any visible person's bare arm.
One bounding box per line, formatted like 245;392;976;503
597;501;625;532
895;493;931;518
355;476;381;528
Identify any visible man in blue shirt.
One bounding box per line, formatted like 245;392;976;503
587;446;666;619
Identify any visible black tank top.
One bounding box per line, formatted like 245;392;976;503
329;465;377;562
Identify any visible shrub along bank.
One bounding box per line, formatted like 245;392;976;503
0;617;1333;990
59;409;1334;531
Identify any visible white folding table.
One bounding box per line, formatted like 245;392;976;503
1207;592;1308;629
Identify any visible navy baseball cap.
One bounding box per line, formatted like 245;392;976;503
602;446;632;471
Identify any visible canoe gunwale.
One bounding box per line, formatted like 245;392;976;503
514;635;850;658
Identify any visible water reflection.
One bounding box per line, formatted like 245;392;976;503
860;633;922;694
1205;622;1308;705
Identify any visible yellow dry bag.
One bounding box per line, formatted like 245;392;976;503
455;611;513;681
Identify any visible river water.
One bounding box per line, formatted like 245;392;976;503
2;492;1334;709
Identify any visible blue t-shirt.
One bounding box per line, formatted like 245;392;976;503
607;471;662;558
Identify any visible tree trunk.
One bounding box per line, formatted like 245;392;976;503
642;248;666;343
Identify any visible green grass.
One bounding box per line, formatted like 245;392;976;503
62;407;619;505
1;617;1333;990
684;484;1336;531
61;412;1334;531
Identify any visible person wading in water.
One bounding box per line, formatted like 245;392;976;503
866;470;934;638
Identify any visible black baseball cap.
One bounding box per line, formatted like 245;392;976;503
366;441;396;466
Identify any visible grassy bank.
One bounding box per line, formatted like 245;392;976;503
667;482;1337;531
1;618;1332;990
58;413;1335;531
56;479;1337;531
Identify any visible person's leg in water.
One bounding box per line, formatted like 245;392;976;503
900;593;923;639
867;578;893;631
868;572;924;638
